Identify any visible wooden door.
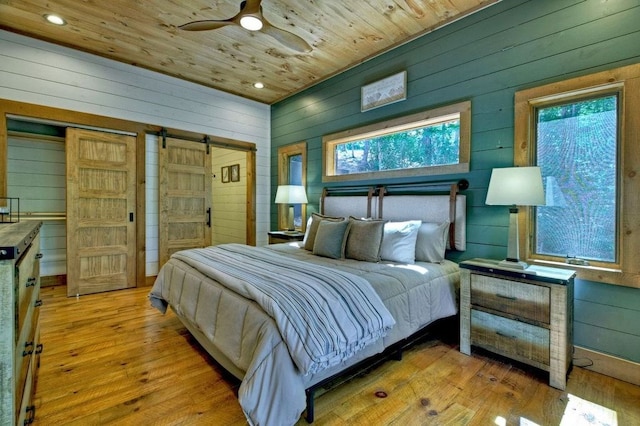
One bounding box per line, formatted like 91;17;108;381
66;128;136;296
159;137;212;266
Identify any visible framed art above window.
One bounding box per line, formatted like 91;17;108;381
361;71;407;112
322;100;470;183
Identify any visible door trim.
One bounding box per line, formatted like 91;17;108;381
1;100;148;287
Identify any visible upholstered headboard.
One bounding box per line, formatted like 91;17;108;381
320;180;467;251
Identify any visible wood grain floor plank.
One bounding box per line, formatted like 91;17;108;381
33;285;640;426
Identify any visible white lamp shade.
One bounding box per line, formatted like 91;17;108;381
275;185;308;204
485;166;545;206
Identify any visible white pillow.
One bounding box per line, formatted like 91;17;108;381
415;222;450;263
379;220;422;264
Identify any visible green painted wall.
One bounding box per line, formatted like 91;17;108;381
271;0;640;363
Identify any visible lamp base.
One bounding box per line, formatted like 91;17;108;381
287;205;295;232
498;259;529;270
502;207;528;270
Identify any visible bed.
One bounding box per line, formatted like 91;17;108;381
149;180;467;425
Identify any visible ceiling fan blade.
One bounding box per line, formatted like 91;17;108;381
261;22;311;53
179;19;235;31
180;1;249;31
243;0;262;15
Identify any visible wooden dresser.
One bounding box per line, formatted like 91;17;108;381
0;221;43;425
459;258;575;390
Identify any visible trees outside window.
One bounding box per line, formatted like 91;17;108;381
514;63;640;288
535;95;618;263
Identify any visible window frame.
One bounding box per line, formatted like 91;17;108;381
514;64;640;288
277;141;307;231
322;101;471;183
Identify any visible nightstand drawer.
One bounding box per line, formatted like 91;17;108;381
471;274;550;324
471;310;550;366
268;231;304;244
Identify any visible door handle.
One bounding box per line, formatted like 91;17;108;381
129;212;134;222
206;208;211;228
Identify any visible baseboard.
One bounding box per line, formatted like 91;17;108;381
41;274;66;287
574;346;640;386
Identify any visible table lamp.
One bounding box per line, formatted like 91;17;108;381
485;166;545;269
275;185;308;232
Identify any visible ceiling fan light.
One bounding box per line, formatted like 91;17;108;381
44;14;66;26
240;16;263;31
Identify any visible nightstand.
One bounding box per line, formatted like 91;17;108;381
459;258;575;390
268;231;305;244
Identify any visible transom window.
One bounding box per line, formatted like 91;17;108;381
323;101;470;182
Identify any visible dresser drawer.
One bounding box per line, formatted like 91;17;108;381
15;304;40;411
17;237;41;334
471;309;550;367
471;274;550;324
17;355;36;426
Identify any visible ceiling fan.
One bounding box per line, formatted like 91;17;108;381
179;0;312;53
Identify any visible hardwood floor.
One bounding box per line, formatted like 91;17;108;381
34;285;640;425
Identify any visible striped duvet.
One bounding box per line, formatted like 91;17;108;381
169;244;395;376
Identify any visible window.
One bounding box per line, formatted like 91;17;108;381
535;95;618;263
323;101;470;182
277;142;307;231
514;64;640;288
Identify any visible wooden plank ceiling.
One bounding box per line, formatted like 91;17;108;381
0;0;500;104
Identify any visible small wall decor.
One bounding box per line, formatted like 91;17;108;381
361;70;407;112
230;164;240;182
221;166;230;183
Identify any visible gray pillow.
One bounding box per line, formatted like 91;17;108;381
345;217;385;262
415;221;450;263
313;220;351;259
303;213;344;251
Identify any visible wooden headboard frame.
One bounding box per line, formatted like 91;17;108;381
320;179;468;251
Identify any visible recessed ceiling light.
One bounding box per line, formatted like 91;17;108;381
240;16;263;31
44;14;66;26
253;82;265;89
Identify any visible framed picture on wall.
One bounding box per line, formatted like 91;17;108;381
221;166;230;183
230;164;240;182
361;70;407;112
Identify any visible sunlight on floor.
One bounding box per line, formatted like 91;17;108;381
560;394;617;426
493;394;617;426
495;416;540;426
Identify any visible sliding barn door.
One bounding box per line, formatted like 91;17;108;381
159;137;212;266
66;128;136;296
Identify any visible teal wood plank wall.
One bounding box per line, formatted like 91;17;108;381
271;0;640;363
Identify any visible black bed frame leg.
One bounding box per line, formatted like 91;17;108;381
305;389;315;423
393;348;403;361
